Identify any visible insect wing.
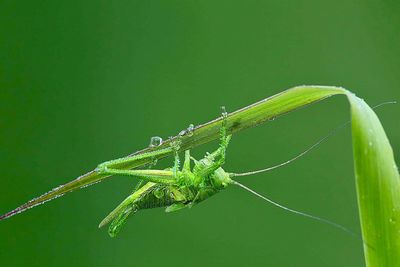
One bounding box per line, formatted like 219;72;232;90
98;182;156;228
108;205;135;237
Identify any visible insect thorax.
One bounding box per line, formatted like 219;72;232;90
192;157;232;189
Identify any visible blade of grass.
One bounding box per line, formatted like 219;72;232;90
347;94;400;266
1;86;344;219
1;86;399;267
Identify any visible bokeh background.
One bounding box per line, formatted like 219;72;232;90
1;1;399;266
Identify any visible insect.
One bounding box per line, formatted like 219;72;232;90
93;116;355;237
0;108;356;238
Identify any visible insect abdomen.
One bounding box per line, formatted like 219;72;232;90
136;186;177;210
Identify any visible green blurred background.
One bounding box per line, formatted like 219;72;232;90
1;1;399;266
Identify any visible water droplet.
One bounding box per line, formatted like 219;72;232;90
368;141;373;147
221;106;228;118
187;124;194;137
268;116;276;121
79;180;101;189
389;217;396;224
179;124;195;137
149;136;163;147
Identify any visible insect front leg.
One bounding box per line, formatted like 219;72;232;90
212;119;232;163
204;114;232;167
194;122;232;177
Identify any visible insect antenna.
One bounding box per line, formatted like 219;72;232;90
231;180;357;237
229;122;348;177
230;100;397;178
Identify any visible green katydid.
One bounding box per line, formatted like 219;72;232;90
0;109;357;238
95;116;355;238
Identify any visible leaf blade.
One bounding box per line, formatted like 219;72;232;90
347;93;400;266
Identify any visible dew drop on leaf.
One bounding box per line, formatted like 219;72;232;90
221;106;228;118
187;124;194;137
179;124;195;137
149;136;163;147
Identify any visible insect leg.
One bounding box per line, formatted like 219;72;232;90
96;147;177;184
190;155;199;165
172;148;180;179
165;203;187;213
96;168;176;184
196;121;232;177
133;157;158;192
97;147;173;171
187;191;201;208
187;188;216;208
183;150;191;171
208;114;232;164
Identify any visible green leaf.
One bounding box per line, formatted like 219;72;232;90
347;93;400;266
